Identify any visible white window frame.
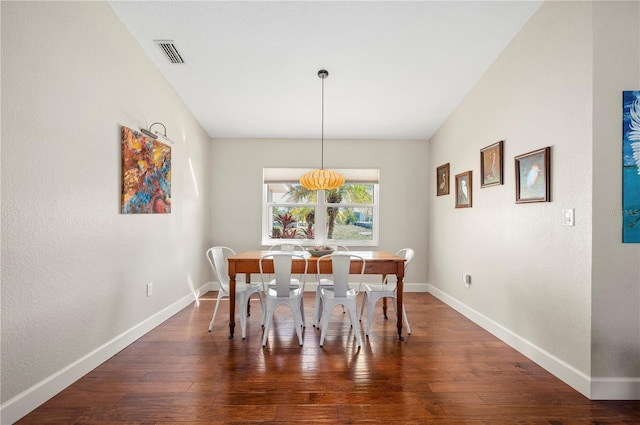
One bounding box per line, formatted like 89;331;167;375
262;168;379;247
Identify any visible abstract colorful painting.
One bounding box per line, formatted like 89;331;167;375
623;91;640;242
121;126;171;214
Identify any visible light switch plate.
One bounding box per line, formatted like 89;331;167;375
563;208;575;226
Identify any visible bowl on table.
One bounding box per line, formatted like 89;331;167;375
307;246;335;257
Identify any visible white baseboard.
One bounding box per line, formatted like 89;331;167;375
591;378;640;400
9;281;634;425
427;284;640;400
0;282;215;425
1;280;421;424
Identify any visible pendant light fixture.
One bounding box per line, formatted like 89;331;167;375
299;69;345;191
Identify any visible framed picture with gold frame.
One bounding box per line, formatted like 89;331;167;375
436;163;450;196
480;140;504;187
455;170;472;208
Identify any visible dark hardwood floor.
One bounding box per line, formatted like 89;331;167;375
16;292;640;424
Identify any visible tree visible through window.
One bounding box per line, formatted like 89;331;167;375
263;169;379;246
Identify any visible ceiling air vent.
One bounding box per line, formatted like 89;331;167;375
154;40;185;64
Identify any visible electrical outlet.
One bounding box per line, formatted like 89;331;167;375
146;282;153;297
463;274;471;288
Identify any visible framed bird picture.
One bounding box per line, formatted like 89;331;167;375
436;163;450;196
515;147;550;203
455;170;472;208
480;140;504;187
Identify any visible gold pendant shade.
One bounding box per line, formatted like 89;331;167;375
299;168;345;191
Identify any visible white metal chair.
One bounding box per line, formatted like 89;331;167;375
206;246;264;339
259;252;308;347
316;253;365;347
268;243;306;253
312;245;349;327
359;248;413;337
266;243;308;323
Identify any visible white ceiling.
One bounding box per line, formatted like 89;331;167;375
108;1;542;140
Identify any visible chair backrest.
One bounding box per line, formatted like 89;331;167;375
206;246;236;291
268;243;306;253
328;244;349;252
317;253;365;297
396;248;414;271
382;248;414;285
260;253;308;297
316;245;348;281
267;244;306;282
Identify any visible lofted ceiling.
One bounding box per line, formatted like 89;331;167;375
108;1;542;140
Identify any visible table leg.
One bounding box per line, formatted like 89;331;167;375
245;273;251;317
381;274;388;319
396;275;404;341
229;273;236;339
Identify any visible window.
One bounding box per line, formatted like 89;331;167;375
262;168;379;247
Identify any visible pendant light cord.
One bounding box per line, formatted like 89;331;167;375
321;73;325;170
299;69;344;190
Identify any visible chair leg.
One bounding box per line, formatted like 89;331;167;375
319;305;331;347
347;303;362;347
208;292;224;332
391;295;397;318
239;298;248;340
262;305;275;347
359;291;367;322
317;292;325;328
300;296;306;328
312;286;321;327
253;292;266;327
402;305;411;335
293;303;304;346
260;294;266;328
247;291;265;326
365;295;376;337
390;297;411;335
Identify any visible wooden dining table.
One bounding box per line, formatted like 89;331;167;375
226;250;407;341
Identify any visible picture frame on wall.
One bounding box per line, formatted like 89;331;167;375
121;126;172;214
436;163;450;196
622;90;640;243
480;140;504;187
455;170;472;208
515;147;550;203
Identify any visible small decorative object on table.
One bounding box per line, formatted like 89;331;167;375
308;245;335;257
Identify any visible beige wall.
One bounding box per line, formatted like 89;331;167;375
591;1;640;386
429;0;640;399
1;0;211;417
209;138;429;287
